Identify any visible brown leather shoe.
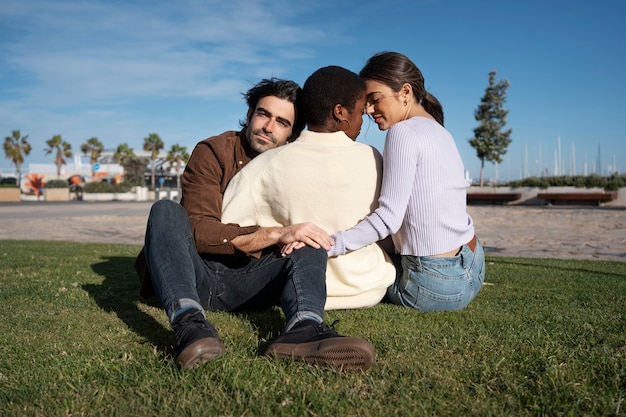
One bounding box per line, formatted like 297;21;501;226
175;337;226;370
264;320;375;371
172;309;225;369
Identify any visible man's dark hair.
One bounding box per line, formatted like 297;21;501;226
302;66;365;127
239;78;305;139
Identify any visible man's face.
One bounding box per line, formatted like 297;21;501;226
245;96;296;154
344;92;367;141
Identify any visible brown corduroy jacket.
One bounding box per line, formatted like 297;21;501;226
134;130;261;298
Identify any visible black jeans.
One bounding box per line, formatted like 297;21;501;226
144;200;327;331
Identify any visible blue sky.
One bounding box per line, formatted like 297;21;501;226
1;0;624;181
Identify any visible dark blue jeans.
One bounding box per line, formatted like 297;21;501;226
144;200;327;331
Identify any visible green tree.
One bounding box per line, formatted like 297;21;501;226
469;70;512;186
165;143;190;190
121;155;148;187
80;137;104;179
45;134;73;177
143;133;164;189
114;143;135;166
3;130;31;187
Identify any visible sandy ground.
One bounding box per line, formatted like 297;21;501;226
0;201;624;262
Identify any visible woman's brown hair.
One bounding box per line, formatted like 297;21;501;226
360;51;444;126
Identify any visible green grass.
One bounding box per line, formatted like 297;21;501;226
1;240;625;417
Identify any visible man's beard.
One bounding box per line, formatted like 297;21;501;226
249;128;277;151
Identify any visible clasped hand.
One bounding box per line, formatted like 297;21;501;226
279;222;334;256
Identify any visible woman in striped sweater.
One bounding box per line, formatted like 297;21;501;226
326;51;485;312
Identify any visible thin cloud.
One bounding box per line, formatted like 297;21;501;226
0;0;330;166
0;0;325;106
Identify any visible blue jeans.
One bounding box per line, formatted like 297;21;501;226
143;200;327;331
386;238;485;311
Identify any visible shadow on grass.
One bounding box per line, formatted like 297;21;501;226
233;309;286;355
84;255;174;357
84;255;286;357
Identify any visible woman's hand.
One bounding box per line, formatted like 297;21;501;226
281;241;306;256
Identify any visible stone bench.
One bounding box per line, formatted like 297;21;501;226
467;192;522;205
537;192;618;206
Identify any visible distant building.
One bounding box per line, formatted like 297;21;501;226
9;151;186;191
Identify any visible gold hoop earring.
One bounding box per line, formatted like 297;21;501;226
334;118;351;133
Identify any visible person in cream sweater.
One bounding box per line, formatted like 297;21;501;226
223;66;396;310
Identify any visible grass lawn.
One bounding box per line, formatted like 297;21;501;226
1;240;625;416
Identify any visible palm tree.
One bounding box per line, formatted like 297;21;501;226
3;130;31;187
143;133;164;189
114;143;135;166
165;143;190;191
80;137;104;179
45;135;72;177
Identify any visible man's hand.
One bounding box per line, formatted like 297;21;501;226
231;222;332;254
276;223;333;249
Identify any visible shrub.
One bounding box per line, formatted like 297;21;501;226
45;179;69;189
114;182;134;193
83;181;115;193
504;174;626;191
83;181;134;193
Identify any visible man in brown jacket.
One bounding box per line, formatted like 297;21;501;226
136;78;375;371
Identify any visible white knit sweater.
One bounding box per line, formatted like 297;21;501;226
222;130;396;310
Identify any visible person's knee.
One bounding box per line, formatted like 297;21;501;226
150;199;184;222
151;198;179;213
293;246;328;263
146;200;189;242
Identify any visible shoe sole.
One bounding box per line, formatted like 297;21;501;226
175;338;226;370
264;337;375;371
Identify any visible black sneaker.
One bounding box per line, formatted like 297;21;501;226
264;320;375;371
171;309;225;369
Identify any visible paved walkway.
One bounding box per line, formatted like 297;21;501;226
0;201;624;262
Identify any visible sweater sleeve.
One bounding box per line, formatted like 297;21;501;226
328;216;389;256
328;123;419;257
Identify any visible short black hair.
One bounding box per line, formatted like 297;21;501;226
239;78;305;138
302;66;365;127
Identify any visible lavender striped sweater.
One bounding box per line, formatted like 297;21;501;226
329;116;475;257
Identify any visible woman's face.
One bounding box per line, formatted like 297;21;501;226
343;92;367;140
364;80;404;131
